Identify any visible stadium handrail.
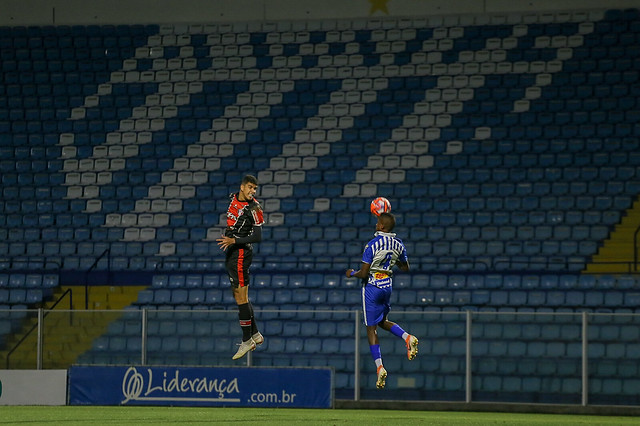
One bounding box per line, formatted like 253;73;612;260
5;288;72;369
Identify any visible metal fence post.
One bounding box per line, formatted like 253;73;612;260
354;309;360;401
37;308;43;370
582;311;588;406
141;308;147;366
465;310;472;403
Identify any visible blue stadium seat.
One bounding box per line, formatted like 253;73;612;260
168;275;186;288
153;290;171;304
25;289;43;304
309;290;327;304
136;290;153;305
253;274;270;287
203;289;223;305
188;289;206;304
9;274;26;288
201;274;220;288
42;274;59;288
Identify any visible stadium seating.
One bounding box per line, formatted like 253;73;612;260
2;7;640;403
1;10;640;275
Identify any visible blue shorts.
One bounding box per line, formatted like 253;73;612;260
361;284;392;326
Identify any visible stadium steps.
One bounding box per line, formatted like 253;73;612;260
0;314;109;369
587;197;640;273
0;286;145;369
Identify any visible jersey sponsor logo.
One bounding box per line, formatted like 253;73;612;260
251;208;265;226
227;211;239;223
226;195;264;230
374;272;389;280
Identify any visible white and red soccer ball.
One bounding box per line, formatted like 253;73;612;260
370;197;391;216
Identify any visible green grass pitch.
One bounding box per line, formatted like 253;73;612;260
1;406;639;425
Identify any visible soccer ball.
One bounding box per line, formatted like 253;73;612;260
370;197;391;216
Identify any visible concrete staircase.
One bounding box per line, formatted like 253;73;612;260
0;285;145;369
587;197;640;274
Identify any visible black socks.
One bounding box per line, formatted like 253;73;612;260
238;302;252;341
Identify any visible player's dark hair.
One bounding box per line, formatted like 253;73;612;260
242;174;258;186
379;212;395;232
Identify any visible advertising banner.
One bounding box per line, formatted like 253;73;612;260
69;366;332;408
0;370;67;405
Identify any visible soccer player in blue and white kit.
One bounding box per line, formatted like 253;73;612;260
345;212;419;389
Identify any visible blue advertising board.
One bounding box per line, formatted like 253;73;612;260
69;366;333;408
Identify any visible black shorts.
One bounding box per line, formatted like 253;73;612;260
225;246;253;288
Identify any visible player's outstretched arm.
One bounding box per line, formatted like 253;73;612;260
216;236;235;251
346;262;371;279
216;226;263;250
235;225;262;244
396;260;410;272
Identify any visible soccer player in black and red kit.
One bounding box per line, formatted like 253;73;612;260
217;175;266;360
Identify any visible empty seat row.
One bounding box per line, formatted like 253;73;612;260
0;211;620;233
405;288;634;310
144;272;639;292
137;288;362;307
0;273;59;288
0;288;46;305
89;333;357;357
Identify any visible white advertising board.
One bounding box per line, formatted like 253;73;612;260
0;370;67;405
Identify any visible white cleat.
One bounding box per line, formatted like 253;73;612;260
232;338;256;360
406;335;419;361
252;332;264;346
376;365;387;389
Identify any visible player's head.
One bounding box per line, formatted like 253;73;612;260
376;212;395;232
242;174;258;186
239;174;259;201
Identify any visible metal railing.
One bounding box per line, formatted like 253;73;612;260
634;223;640;272
2;308;640;407
84;248;111;309
5;288;72;369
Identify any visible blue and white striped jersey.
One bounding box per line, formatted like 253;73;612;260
361;231;408;288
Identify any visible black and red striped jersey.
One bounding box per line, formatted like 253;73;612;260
224;192;265;242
